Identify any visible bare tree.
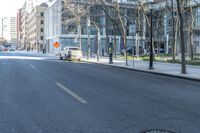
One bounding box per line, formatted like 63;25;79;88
165;0;177;62
91;20;101;61
63;0;109;60
113;2;128;66
136;0;151;28
187;0;200;60
95;0;129;59
187;0;195;60
176;0;187;74
62;0;87;49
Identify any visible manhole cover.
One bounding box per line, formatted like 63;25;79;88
142;129;176;133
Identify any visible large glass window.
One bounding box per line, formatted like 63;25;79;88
193;7;200;27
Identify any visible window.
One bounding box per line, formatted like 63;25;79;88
41;28;43;32
193;30;199;36
41;20;44;24
41;12;44;17
40;36;44;40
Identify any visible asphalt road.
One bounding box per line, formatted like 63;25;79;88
1;51;200;133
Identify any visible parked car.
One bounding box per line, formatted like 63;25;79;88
9;48;15;51
17;48;24;51
3;47;8;51
121;46;144;55
59;46;82;61
154;48;165;54
0;46;3;51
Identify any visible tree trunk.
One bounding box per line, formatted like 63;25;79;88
116;6;128;66
106;15;109;57
175;16;179;54
171;0;176;62
114;31;117;58
97;29;100;61
124;31;128;66
78;19;82;50
189;27;194;60
176;0;187;74
87;8;91;60
189;4;194;60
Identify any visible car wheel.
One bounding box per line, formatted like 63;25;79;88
60;55;63;60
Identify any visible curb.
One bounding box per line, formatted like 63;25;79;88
82;60;200;82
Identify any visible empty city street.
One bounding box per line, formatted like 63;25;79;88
0;52;200;133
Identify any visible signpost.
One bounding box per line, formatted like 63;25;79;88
53;42;60;48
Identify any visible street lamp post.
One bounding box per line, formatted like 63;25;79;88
87;6;91;60
149;8;154;69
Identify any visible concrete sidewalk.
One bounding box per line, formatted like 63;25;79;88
14;51;57;57
82;56;200;81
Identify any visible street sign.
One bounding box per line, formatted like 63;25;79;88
53;42;60;48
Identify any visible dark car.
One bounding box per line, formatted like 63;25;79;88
121;46;144;55
9;48;15;51
154;48;165;54
126;46;134;55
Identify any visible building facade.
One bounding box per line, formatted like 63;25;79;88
27;4;48;51
192;5;200;53
0;17;17;44
9;17;17;43
44;0;200;55
18;0;47;49
20;2;29;49
17;9;22;48
10;0;189;55
149;0;200;54
44;0;143;55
